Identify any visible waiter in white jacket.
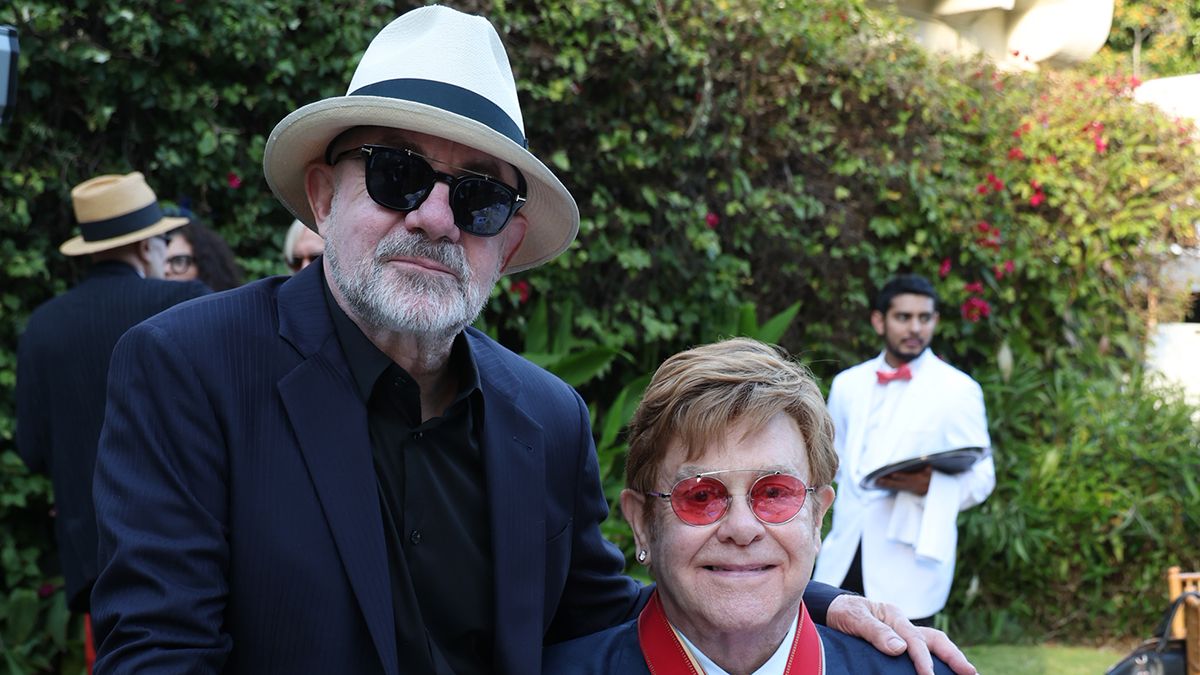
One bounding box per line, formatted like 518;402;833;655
813;274;994;624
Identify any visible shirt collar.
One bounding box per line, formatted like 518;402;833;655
874;346;934;375
321;277;482;404
677;612;800;675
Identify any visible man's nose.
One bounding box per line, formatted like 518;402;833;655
716;496;765;546
403;180;460;242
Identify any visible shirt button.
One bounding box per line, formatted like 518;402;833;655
412;431;424;441
409;529;422;545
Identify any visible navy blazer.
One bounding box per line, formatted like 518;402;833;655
16;261;208;610
542;617;956;674
91;264;647;674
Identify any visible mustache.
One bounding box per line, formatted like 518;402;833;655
374;230;469;281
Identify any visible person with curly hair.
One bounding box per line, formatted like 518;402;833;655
163;210;243;291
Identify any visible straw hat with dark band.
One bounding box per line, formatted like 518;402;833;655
60;172;187;257
262;5;579;274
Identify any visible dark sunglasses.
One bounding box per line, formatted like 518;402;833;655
646;469;815;527
329;145;527;237
286;254;321;272
166;254;194;274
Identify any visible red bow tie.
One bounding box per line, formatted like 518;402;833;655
876;364;913;384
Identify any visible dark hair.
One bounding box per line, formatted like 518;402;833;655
874;273;938;313
165;210;243;291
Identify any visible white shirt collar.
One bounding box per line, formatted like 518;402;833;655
676;613;800;675
874;347;934;375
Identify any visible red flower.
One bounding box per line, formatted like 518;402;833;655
1094;137;1108;154
960;297;991;322
1045;155;1059;165
1030;191;1046;207
227;172;242;189
1008;148;1025;160
705;212;720;229
976;221;991;233
986;173;1005;192
963;281;984;294
1030;179;1041;191
994;259;1014;280
976;183;990;195
512;280;531;304
939;258;952;279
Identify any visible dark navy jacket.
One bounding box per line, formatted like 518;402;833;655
90;264;646;674
16;261;208;610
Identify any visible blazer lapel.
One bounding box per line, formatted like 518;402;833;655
470;333;546;674
277;269;399;675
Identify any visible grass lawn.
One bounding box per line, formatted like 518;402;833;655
963;643;1128;674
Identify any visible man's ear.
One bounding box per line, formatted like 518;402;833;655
499;212;532;270
620;489;652;565
870;309;885;336
134;238;155;265
814;485;835;523
498;214;528;272
305;163;337;237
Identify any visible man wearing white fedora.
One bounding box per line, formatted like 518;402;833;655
16;171;210;662
91;6;975;675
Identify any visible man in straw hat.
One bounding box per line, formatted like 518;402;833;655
16;171;210;661
91;7;975;675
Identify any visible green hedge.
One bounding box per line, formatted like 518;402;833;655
2;0;1199;668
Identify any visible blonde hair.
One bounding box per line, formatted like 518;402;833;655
625;338;837;497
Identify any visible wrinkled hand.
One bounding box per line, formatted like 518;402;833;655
874;465;933;496
826;595;976;675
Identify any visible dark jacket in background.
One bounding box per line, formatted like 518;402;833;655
16;260;210;610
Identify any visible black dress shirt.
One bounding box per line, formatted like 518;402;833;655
324;281;494;674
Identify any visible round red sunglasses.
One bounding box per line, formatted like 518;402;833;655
646;469;815;527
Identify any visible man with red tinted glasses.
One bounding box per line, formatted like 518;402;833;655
545;338;955;674
92;7;975;675
814;274;994;627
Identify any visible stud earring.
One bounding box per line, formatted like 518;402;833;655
637;549;648;563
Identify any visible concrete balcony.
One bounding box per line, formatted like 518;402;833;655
877;0;1114;70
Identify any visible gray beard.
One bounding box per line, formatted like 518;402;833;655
325;226;497;341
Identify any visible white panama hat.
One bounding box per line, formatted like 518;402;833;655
262;5;579;274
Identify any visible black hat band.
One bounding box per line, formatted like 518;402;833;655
349;78;527;149
79;202;164;242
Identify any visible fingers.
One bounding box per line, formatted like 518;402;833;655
879;604;935;675
825;595;910;659
920;626;977;675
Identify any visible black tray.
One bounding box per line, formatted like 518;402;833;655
859;447;989;490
